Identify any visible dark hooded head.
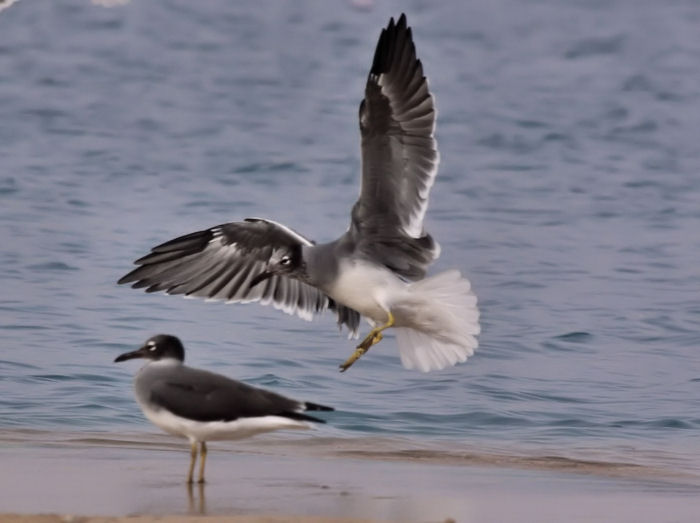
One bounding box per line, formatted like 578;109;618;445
114;334;185;363
249;244;303;287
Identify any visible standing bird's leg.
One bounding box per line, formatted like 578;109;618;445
187;440;198;484
339;311;395;372
197;441;207;484
186;475;206;514
186;481;195;513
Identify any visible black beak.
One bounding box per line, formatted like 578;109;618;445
249;270;273;288
114;345;149;363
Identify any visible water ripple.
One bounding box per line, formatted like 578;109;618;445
1;0;699;478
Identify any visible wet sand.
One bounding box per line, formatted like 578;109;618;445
1;517;370;523
1;430;699;522
0;517;378;523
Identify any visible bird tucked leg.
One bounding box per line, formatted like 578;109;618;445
339;311;394;372
187;440;198;484
197;441;207;484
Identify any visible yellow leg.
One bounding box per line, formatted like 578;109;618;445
187;440;198;484
197;441;207;484
339;311;394;372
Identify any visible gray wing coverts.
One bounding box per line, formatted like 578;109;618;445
148;367;327;423
118;219;360;335
350;14;440;281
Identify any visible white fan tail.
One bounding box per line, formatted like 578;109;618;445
395;270;480;372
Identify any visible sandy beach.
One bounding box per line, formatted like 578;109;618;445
1;429;699;523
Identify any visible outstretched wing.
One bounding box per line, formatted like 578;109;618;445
349;14;440;280
118;218;360;335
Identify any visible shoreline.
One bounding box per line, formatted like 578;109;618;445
2;427;698;483
1;429;699;522
0;517;378;523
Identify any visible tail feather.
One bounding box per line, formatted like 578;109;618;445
281;410;326;424
281;401;334;424
395;270;480;372
303;401;334;412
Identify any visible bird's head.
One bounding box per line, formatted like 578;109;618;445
249;244;303;287
114;334;185;363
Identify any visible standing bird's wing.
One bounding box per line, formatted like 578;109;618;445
118;218;359;334
348;14;440;281
148;366;330;423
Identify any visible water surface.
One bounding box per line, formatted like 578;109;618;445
0;0;699;480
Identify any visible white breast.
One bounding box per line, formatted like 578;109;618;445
327;259;406;323
138;401;310;443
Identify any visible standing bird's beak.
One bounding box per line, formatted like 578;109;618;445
114;344;149;363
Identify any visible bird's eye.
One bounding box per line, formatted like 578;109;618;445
280;256;291;266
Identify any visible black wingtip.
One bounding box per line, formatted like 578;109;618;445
282;410;328;424
370;14;413;77
117;270;137;285
304;401;335;412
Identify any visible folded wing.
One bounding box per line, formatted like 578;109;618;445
148;368;326;423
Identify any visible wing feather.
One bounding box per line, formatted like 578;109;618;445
148;367;324;423
348;14;440;280
119;219;359;333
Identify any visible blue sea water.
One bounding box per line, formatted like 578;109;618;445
1;0;699;476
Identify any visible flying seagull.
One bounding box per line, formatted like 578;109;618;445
118;14;480;372
115;334;333;484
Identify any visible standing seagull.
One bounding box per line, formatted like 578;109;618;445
115;334;333;483
118;14;480;373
